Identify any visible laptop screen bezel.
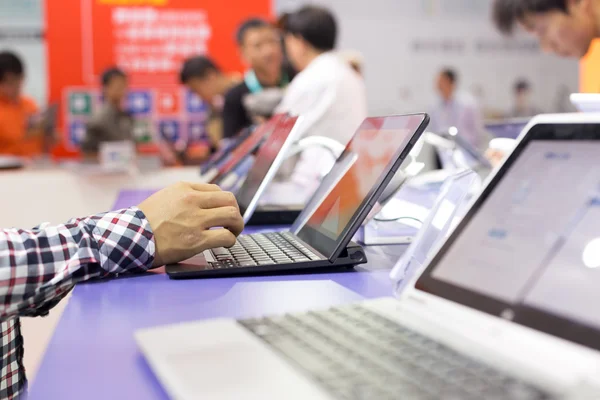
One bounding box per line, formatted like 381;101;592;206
297;114;430;260
210;115;283;185
414;122;600;352
237;115;302;222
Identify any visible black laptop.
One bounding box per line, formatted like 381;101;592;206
166;113;430;279
204;115;283;185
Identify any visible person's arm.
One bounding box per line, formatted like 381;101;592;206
0;182;244;322
463;102;487;151
222;88;250;139
80;121;103;157
23;100;45;139
0;207;154;320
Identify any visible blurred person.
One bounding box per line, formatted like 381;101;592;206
0;182;244;399
509;79;541;118
276;6;367;146
337;49;364;76
223;18;293;139
180;56;239;152
492;0;600;58
266;6;367;199
81;67;134;156
429;68;486;150
0;51;47;157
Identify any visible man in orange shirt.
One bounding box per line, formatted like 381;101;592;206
0;51;44;157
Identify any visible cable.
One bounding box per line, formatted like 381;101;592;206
373;216;423;225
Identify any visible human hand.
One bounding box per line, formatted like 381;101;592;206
138;182;244;267
485;148;506;167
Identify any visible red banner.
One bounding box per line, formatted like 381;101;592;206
45;0;271;149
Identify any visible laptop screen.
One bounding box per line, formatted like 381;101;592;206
416;122;600;351
391;170;477;294
210;115;282;185
200;127;253;175
297;114;429;259
236;115;300;221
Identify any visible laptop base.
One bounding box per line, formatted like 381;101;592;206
166;241;366;280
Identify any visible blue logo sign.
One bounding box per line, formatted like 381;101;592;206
158;120;181;142
69;120;87;145
127;91;152;115
188;120;206;142
185;91;208;114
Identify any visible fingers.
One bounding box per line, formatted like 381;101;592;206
186;182;223;192
194;191;240;211
201;206;245;236
199;228;238;250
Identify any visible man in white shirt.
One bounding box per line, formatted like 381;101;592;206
276;6;368;146
429;68;486;150
269;6;367;200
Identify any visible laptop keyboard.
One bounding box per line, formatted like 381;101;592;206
240;305;553;400
209;232;323;269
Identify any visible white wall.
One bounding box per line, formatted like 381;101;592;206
276;0;579;116
0;0;46;106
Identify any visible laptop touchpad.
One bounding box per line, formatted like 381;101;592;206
164;340;330;399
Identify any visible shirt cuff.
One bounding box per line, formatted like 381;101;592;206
88;207;156;273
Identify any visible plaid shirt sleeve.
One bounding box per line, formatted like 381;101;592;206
0;207;155;321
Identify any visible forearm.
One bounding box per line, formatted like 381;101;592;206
0;207;155;320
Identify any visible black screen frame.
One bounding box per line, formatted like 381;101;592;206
415;122;600;352
236;115;299;217
297;113;430;260
210;115;283;185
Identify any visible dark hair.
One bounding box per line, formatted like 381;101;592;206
237;18;271;46
515;79;531;92
179;56;220;84
281;6;337;51
0;51;24;82
101;67;127;87
440;68;458;84
493;0;567;34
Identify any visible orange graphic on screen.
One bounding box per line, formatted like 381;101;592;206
306;115;424;240
310;129;405;237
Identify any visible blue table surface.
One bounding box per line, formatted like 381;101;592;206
28;186;436;400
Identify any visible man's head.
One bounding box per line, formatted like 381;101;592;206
180;56;223;102
437;68;458;101
493;0;599;58
514;79;532;106
280;6;337;71
0;51;24;101
101;67;128;106
237;18;283;77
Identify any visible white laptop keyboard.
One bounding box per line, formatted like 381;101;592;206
240;304;554;400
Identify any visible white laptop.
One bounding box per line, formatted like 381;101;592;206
390;168;477;293
135;113;600;399
570;93;600;113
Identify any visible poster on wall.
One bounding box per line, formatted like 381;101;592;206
45;0;271;150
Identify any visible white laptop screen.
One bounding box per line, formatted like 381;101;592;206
297;114;429;260
416;122;600;351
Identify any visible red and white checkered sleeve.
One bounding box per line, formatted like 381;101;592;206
0;207;155;321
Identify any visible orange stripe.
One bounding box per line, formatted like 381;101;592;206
581;39;600;92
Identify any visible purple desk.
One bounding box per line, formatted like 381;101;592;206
28;187;435;400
